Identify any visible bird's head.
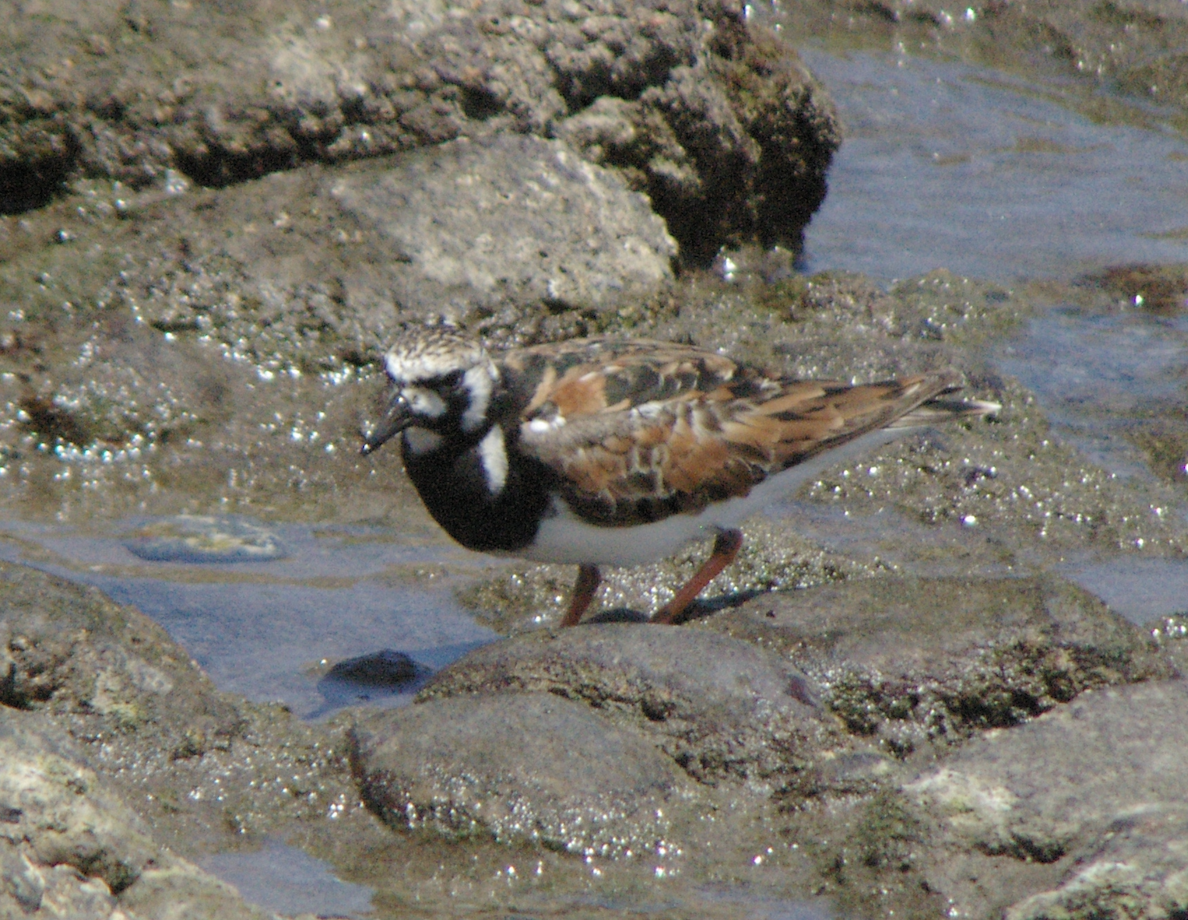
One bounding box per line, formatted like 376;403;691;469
361;323;500;454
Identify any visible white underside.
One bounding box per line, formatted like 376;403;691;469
517;426;908;566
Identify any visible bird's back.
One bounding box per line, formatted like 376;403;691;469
495;337;972;528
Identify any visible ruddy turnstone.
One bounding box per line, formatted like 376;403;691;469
362;323;999;625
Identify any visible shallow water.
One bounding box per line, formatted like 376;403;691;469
992;305;1188;621
684;887;832;920
797;49;1188;282
198;838;374;917
996;307;1188;479
0;520;497;719
1061;557;1188;625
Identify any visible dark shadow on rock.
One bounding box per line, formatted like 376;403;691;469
584;607;649;624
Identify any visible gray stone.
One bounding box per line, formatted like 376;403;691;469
0;707;276;920
350;691;701;858
1;134;675;402
1005;807;1188;920
0;560;381;916
0;560;241;739
707;574;1174;755
0;0;838;260
330;134;677;317
0;710;155;894
16;864;117;920
418;623;860;792
2;842;48;912
906;680;1188;920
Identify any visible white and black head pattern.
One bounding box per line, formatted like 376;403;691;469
362;322;514;506
381;324;501;435
363;322;547;552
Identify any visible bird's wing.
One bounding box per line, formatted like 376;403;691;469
502;338;964;525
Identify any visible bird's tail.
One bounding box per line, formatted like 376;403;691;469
889;386;1001;428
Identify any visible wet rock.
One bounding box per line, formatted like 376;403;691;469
1129;414;1188;496
1004;807;1188;920
3;136;675;396
0;559;241;737
0;707;272;920
349;691;700;858
1154;613;1188;676
0;559;381;877
324;649;423;689
905;679;1188;920
0;709;156;897
418;624;864;793
460;516;879;633
315;649;430;713
122;514;287;563
706;574;1174;756
0;849;119;920
801;378;1188;560
1090;264;1188;314
7;305;241;459
551;15;839;262
0;0;837;262
0;280;407;521
330;134;677;318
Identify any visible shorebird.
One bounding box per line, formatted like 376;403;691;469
362;323;998;624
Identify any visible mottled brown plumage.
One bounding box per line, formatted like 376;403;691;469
508;338;963;528
363;326;999;625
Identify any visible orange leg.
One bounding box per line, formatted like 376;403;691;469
652;529;743;625
559;564;601;627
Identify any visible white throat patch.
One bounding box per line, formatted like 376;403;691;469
460;363;495;432
477;426;508;495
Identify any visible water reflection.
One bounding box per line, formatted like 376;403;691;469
796;50;1188;281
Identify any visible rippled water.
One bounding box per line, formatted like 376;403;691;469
798;49;1188;282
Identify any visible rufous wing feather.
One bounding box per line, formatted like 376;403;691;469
518;364;974;526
